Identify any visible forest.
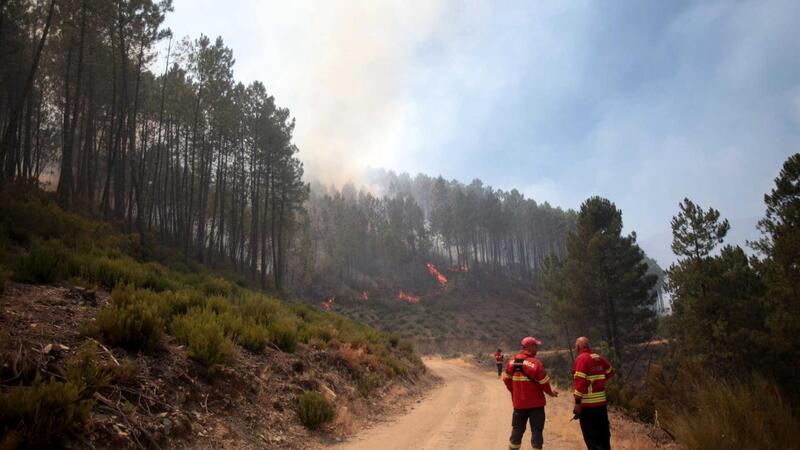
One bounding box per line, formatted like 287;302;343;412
1;0;307;292
1;0;588;301
305;172;577;294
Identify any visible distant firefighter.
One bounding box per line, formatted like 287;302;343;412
493;348;505;377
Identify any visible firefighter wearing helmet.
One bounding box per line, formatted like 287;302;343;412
502;336;559;450
493;348;505;377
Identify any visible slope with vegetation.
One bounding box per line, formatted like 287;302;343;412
0;186;426;449
540;153;800;450
329;273;541;355
1;0;308;294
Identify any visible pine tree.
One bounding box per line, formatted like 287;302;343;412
543;196;657;364
666;198;767;372
753;153;800;389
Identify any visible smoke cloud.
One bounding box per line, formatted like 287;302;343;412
165;0;449;186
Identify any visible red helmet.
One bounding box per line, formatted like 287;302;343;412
521;336;542;348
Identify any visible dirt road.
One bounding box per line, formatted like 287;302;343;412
333;358;663;450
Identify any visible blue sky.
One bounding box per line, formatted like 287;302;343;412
164;0;800;267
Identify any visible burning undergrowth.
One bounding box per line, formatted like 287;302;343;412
425;263;448;288
396;289;420;304
313;266;540;355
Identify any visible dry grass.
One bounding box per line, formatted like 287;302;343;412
665;376;797;450
609;412;679;449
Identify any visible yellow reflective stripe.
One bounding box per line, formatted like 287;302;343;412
509;443;522;449
573;390;584;398
574;371;587;379
583;391;606;398
582;392;607;403
586;374;606;381
605;367;614;374
512;375;531;381
537;375;550;385
590;353;600;359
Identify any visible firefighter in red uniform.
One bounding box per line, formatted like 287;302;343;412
494;348;505;377
572;336;614;450
502;336;558;450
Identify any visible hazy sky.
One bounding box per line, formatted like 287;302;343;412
164;0;800;267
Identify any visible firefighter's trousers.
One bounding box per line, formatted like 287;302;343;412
509;407;545;449
578;405;611;450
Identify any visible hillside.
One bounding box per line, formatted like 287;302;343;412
300;174;667;355
312;270;542;355
0;187;430;449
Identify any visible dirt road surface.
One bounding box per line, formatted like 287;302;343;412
333;358;664;450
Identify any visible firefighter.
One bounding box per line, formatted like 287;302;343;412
494;348;505;377
502;336;559;450
572;336;614;450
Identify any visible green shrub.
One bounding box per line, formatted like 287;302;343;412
90;285;165;352
163;289;206;318
14;239;68;283
268;319;298;352
240;294;283;325
108;358;140;385
606;382;655;422
236;320;269;353
217;311;268;353
297;391;335;429
298;322;334;344
205;296;232;314
0;194;84;246
201;276;234;296
666;376;798;450
0;376;94;449
76;256;173;292
307;337;325;350
379;353;406;377
398;340;415;354
61;343;112;398
172;308;233;370
357;372;383;397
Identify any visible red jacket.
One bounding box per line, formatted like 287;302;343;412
572;348;614;407
493;351;504;363
502;350;554;409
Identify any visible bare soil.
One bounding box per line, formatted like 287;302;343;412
329;358;677;450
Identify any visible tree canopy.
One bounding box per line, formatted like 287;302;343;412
542;196;657;364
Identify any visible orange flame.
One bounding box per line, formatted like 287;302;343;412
321;296;334;311
360;291;369;301
426;263;448;287
397;289;420;304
